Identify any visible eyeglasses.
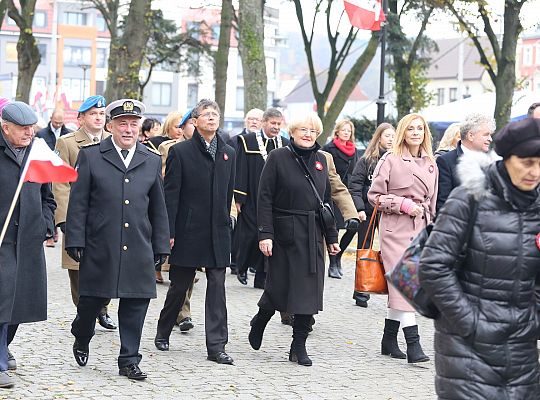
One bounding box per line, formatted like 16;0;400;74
246;117;261;122
298;127;320;136
198;112;220;119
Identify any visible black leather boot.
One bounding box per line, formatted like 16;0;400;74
328;256;341;279
289;314;312;366
381;319;406;359
335;253;343;277
403;325;429;363
248;308;275;350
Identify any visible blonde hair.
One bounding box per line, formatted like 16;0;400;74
363;122;395;162
159;111;183;138
333;119;355;144
436;123;460;152
393;113;434;161
287;112;323;136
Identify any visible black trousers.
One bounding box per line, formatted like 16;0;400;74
157;266;228;355
71;296;149;368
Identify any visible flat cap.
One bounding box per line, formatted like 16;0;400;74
178;108;193;128
106;99;145;120
79;95;106;113
1;101;38;126
494;118;540;159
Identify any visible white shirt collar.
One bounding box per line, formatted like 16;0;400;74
260;130;273;140
111;138;136;168
51;123;61;138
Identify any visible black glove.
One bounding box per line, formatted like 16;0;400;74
230;215;236;231
344;218;360;231
66;247;84;263
57;222;66;234
154;254;168;270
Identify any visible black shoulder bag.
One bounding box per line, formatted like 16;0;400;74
286;147;336;237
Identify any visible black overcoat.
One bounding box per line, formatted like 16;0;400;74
65;137;170;299
435;141;464;212
257;145;338;315
321;141;359;228
420;153;540;399
165;130;235;268
0;134;56;324
36;124;71;150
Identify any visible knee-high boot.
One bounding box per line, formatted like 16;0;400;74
289;314;312;366
381;319;406;359
403;325;429;363
248;308;275;350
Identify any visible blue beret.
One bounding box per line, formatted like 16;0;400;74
78;95;106;113
1;101;37;126
178;108;193;127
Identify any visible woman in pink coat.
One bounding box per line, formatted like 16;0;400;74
368;113;438;363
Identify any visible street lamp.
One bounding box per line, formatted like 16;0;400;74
79;64;90;100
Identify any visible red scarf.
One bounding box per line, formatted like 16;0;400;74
333;138;356;157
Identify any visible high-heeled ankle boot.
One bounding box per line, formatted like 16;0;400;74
248;308;275;350
403;325;429;363
289;314;312;366
381;318;406;359
328;256;341;279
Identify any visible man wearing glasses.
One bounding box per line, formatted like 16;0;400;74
155;99;236;365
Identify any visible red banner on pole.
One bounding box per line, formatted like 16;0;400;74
344;0;386;31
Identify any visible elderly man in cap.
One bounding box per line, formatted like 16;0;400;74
53;95;117;331
0;102;56;388
65;98;170;380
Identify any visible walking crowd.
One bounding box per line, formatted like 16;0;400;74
1;93;540;399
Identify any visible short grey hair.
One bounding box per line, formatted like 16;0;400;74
192;99;220;119
262;107;283;121
460;113;495;140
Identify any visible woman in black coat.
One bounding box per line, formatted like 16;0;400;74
248;113;339;366
322;119;360;278
348;122;394;307
419;118;540;399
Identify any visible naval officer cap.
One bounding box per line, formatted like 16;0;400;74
1;101;38;126
106;99;146;120
79;95;106;113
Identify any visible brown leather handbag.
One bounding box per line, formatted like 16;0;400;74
355;203;388;294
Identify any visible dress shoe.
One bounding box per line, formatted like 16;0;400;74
281;313;294;326
207;351;234;365
6;349;16;371
248;266;256;274
178;317;194;332
73;339;89;366
354;292;370;308
0;371;14;389
97;313;117;330
119;364;147;380
230;266;238;275
154;337;169;351
237;271;248;285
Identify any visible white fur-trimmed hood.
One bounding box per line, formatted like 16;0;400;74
456;150;501;201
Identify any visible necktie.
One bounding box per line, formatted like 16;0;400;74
93;136;99;143
121;149;129;159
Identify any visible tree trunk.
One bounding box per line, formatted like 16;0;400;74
238;0;267;112
6;0;40;103
215;0;234;126
104;0;151;102
319;34;379;143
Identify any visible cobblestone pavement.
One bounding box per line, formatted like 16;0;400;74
3;243;437;399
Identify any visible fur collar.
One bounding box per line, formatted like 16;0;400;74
456;150;501;201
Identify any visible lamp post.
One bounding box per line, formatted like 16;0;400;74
376;0;389;126
79;64;90;100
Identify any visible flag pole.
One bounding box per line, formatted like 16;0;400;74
376;0;388;126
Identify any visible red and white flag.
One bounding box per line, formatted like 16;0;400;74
344;0;386;31
21;138;78;183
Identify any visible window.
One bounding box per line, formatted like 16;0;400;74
34;11;47;28
536;43;540;65
63;46;92;66
37;44;47;64
437;88;445;106
266;57;276;79
96;80;106;96
449;87;457;102
267;91;275;108
237;55;243;78
62;78;90;102
236;87;244;112
187;83;198;108
96;15;107;32
187;21;201;39
5;42;18;62
63;12;87;26
211;24;220;40
523;45;533;66
188;52;200;77
96;48;107;68
152;83;171;107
